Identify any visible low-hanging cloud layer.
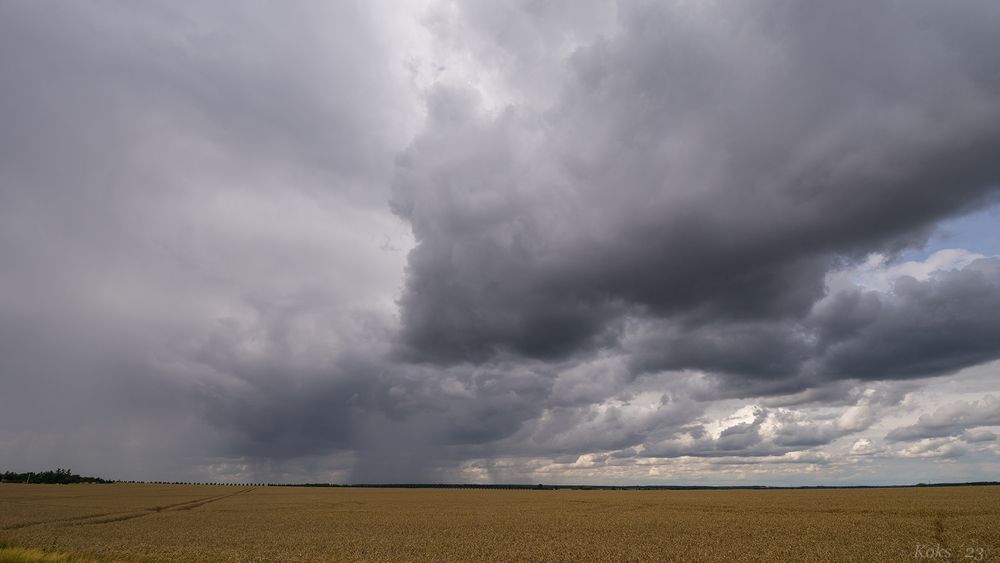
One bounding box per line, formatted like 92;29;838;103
2;0;999;485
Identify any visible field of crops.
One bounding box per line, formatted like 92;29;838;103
1;484;998;562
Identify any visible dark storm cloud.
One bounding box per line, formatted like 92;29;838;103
392;0;1000;364
376;0;1000;477
626;320;811;381
629;258;1000;395
176;293;561;480
815;259;1000;381
5;0;1000;484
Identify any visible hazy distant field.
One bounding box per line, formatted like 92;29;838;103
1;484;998;562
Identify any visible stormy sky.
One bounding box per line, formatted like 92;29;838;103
2;0;1000;485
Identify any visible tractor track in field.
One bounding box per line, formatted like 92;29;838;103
1;488;256;530
1;511;125;530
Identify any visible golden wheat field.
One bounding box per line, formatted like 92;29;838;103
1;484;998;562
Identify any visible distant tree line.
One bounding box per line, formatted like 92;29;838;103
4;471;998;489
1;468;110;484
279;482;1000;490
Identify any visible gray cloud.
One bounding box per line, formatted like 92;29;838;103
0;0;416;480
886;396;1000;442
393;0;1000;364
629;257;1000;396
961;429;997;444
896;438;970;460
3;0;1000;484
815;260;1000;380
639;386;895;460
